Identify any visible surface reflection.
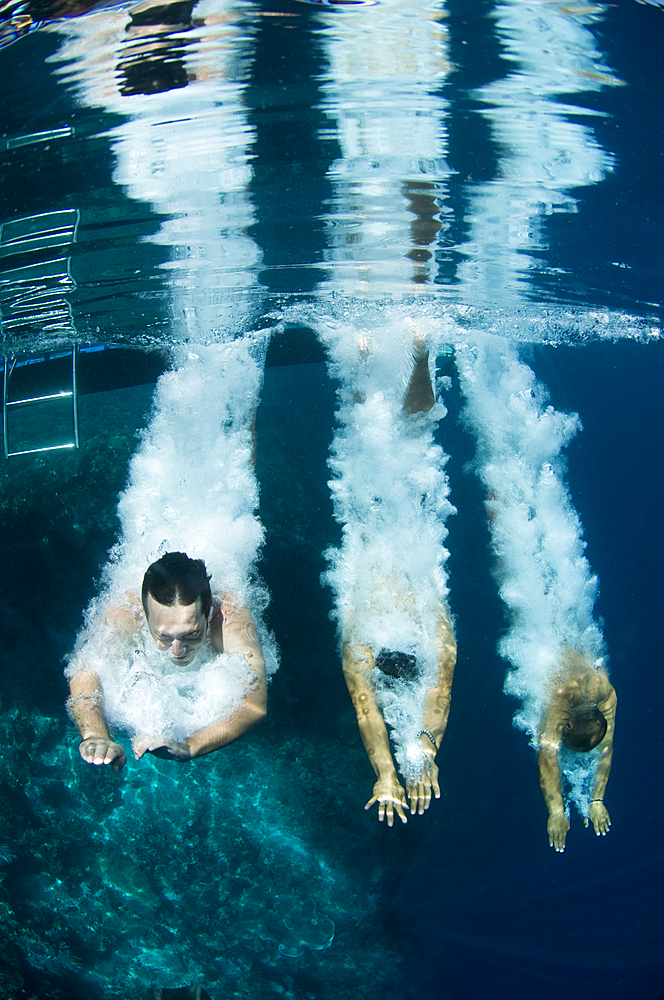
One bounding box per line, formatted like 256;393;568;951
457;0;621;326
318;0;451;293
49;0;261;341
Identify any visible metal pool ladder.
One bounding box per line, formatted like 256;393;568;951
2;346;80;458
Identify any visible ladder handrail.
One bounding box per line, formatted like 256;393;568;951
2;346;80;458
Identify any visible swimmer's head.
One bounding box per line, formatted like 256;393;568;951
561;704;607;753
142;552;212;617
142;552;212;665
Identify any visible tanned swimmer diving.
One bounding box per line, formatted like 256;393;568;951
67;552;266;770
538;650;616;852
341;332;457;826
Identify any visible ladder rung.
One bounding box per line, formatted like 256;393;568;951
6;391;73;407
3;347;79;458
6;442;76;458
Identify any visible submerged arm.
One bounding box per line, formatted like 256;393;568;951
200;595;268;750
342;641;408;827
538;696;569;851
68;670;127;771
187;598;267;757
407;611;457;815
587;686;617;837
538;740;569;852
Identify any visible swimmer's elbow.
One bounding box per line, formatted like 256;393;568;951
69;669;101;694
434;689;452;711
353;697;379;725
538;739;560;760
251;702;267;726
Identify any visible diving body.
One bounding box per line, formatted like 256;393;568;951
67;552;267;770
538;651;616;852
343;606;456;826
337;329;457;825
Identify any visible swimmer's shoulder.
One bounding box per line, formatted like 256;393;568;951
572;659;613;706
541;666;579;736
210;592;235;624
216;592;255;622
594;668;616;713
104;590;143;637
552;653;615;709
209;592;240;651
551;650;594;699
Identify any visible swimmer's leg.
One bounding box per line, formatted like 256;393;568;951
353;336;373;404
403;326;435;415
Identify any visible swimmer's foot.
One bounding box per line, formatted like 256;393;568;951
405;317;429;359
353;335;374;403
358;334;374;361
403;330;435;415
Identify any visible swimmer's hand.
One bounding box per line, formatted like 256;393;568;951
132;737;192;762
585;801;611;837
79;737;127;771
547;811;570;852
407;751;440;816
365;775;408;827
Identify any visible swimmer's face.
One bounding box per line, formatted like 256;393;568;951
145;594;208;665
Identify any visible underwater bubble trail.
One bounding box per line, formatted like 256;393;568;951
455;334;606;817
311;309;456;781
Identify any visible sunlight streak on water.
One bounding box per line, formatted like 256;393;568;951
0;0;658;350
456;0;627;327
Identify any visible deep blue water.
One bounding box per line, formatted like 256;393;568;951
0;1;663;998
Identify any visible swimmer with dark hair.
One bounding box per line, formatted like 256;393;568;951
538;651;616;852
67;551;266;771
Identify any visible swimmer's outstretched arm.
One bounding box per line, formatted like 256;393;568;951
134;689;267;761
538;694;571;851
537;740;569;852
133;596;267;762
407;612;456;816
68;670;127;771
342;641;408;827
585;685;616;839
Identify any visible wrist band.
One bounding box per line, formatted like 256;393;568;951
418;730;437;749
590;798;603;803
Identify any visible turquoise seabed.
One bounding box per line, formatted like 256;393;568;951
0;0;663;998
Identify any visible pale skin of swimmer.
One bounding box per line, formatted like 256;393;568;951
343;611;456;827
342;329;455;826
68;592;266;771
538;651;616;852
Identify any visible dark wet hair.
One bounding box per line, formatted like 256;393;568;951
375;650;419;683
561;704;607;753
142;552;212;619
